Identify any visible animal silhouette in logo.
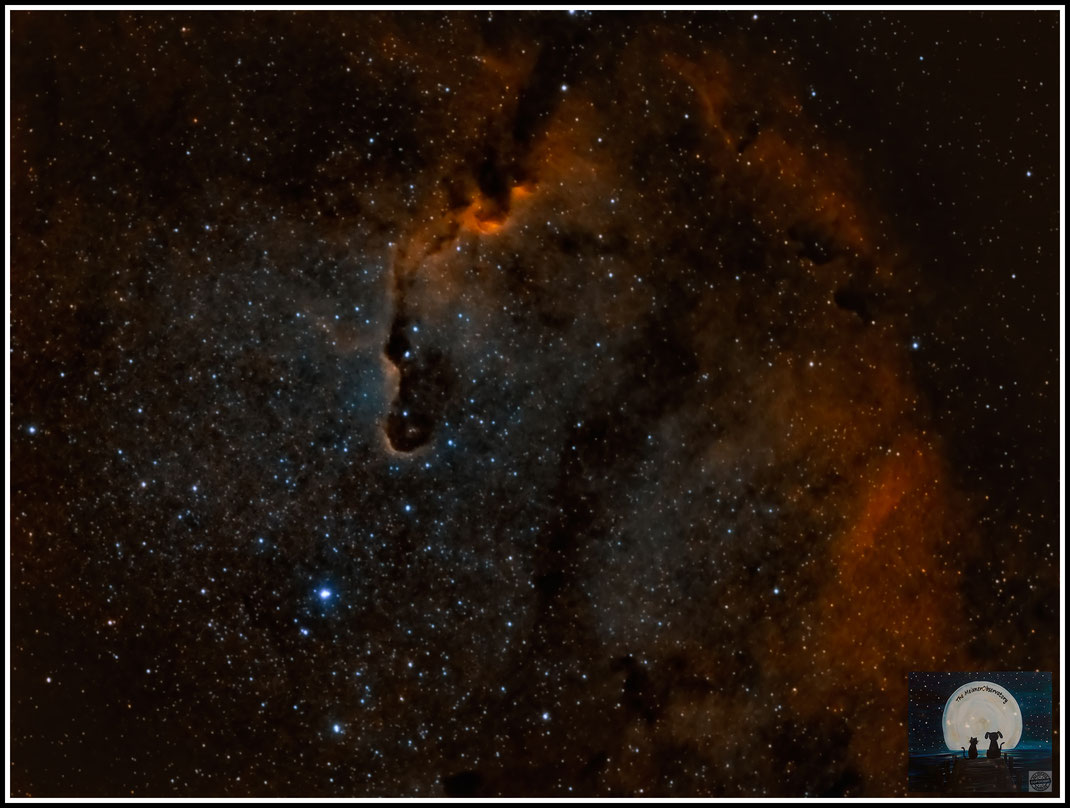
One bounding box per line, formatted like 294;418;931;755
961;737;979;759
985;730;1003;758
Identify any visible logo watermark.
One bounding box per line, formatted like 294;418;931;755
1028;770;1052;792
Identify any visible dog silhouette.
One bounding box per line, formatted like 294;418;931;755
961;737;979;759
985;730;1003;758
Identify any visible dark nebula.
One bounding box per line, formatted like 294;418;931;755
9;10;1060;797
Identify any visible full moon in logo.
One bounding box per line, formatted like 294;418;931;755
942;680;1023;752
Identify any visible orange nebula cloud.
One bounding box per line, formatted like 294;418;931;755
380;34;973;794
458;184;535;236
667;51;873;258
798;431;971;791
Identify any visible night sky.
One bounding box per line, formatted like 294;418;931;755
9;10;1061;798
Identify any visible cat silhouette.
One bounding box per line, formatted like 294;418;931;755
961;737;979;759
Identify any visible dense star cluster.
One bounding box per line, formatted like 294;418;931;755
10;10;1060;797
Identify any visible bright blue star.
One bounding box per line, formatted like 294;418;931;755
319;588;332;600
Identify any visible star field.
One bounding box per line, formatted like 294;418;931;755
9;10;1061;798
